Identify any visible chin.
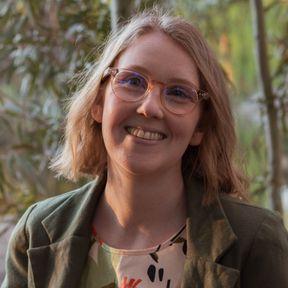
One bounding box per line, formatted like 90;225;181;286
120;156;180;177
121;161;159;176
113;154;162;175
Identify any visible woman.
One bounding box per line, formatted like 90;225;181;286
2;10;288;288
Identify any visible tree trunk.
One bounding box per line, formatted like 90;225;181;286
250;0;283;214
110;0;135;32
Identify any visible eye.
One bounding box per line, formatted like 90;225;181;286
165;86;196;102
116;72;147;90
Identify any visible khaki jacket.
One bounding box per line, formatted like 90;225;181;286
2;177;288;288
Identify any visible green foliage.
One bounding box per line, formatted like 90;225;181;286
174;0;288;206
266;1;288;137
235;111;269;206
0;0;110;214
0;0;287;214
174;0;257;97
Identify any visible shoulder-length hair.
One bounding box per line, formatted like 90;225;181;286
50;9;248;204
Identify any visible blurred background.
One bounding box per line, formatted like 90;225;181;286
0;0;287;280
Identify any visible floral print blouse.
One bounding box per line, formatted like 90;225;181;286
79;223;187;288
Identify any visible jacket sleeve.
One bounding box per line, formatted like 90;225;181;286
241;211;288;288
1;204;37;288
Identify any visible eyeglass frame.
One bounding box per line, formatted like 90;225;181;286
102;67;209;115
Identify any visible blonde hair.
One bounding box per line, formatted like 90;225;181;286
50;9;248;204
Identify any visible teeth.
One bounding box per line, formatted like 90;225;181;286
126;127;165;140
137;129;144;138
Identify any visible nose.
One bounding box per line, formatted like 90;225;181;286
136;86;164;119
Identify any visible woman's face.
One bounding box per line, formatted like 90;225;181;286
93;31;203;176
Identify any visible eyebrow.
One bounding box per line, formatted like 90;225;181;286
122;64;199;88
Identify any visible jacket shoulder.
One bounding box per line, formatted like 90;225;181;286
27;181;96;222
219;194;287;248
2;181;98;287
219;194;284;233
12;181;97;247
219;194;288;278
220;195;288;288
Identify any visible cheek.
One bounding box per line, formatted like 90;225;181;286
101;91;134;144
102;86;115;114
102;88;120;125
172;114;200;142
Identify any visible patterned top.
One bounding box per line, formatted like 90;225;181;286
79;223;187;288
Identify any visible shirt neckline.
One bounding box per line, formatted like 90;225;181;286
91;223;187;256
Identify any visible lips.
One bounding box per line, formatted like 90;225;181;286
125;126;166;141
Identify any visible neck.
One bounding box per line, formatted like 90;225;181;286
97;160;187;236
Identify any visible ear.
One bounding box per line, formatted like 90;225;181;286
189;131;203;146
91;103;103;123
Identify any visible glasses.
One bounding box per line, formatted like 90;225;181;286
103;67;209;115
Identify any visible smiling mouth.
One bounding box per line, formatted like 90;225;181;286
125;126;166;141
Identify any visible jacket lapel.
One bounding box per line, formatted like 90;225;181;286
27;177;105;288
182;178;240;288
28;236;91;288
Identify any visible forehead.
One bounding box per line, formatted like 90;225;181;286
115;31;199;86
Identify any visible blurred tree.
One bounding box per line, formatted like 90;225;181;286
174;0;288;211
110;0;134;31
110;0;172;31
0;0;287;217
0;0;110;215
250;0;283;214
